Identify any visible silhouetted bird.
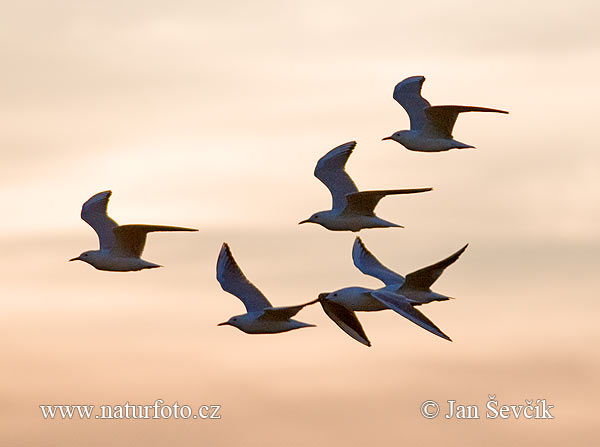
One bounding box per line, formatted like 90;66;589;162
383;75;508;152
69;190;197;271
216;243;318;334
299;141;432;231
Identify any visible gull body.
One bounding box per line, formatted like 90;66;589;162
318;287;451;347
216;243;317;335
352;236;468;305
300;141;432;231
218;312;314;334
383;75;508;152
384;130;474;152
70;190;197;272
323;286;387;311
302;210;403;232
73;250;162;272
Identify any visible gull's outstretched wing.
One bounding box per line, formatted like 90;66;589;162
393;76;431;130
259;297;320;321
320;299;371;347
370;291;451;341
352;237;405;286
343;188;432;216
405;244;468;290
81;190;118;250
422;105;509;139
111;224;197;258
314;141;359;211
216;243;273;312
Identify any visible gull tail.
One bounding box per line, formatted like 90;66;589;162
144;263;163;270
371;217;404;230
453;141;476;149
292;321;317;329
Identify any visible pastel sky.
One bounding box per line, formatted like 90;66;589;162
1;1;598;445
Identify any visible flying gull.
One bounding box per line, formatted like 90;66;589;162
316;237;468;346
69;190;197;271
318;288;451;346
383;76;508;152
216;243;318;334
353;236;468;305
299;141;432;231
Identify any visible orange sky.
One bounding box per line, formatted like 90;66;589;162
1;1;599;445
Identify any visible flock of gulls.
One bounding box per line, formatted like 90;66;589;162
70;76;507;347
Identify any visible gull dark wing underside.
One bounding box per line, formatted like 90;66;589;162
111;224;197;258
259;297;320;321
404;244;468;290
423;105;509;139
343;188;432;216
320;299;371;347
370;291;451;341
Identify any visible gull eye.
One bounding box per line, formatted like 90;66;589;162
333;293;338;297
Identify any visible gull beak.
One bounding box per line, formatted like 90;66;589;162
382;136;393;141
318;292;331;300
217;321;229;326
298;219;310;225
68;256;80;262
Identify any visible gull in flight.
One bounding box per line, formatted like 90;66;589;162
299;141;432;231
69;190;198;271
317;287;451;347
316;237;468;346
216;243;318;334
382;76;508;152
352;236;468;305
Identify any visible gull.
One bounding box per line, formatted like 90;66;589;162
299;141;432;231
316;237;468;346
216;243;318;334
382;75;508;152
69;190;198;271
352;237;468;305
318;288;451;347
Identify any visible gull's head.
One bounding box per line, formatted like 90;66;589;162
299;213;323;226
318;292;331;300
69;250;97;265
319;289;349;302
382;130;409;144
69;251;93;263
217;315;242;329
